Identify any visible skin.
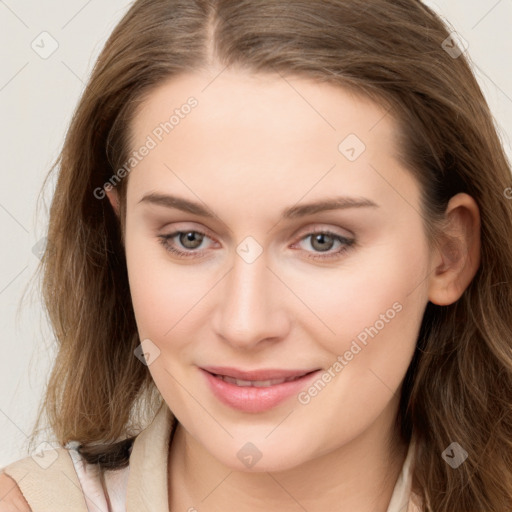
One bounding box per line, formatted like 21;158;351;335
0;473;31;511
106;67;481;512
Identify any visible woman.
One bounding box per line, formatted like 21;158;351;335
1;0;511;510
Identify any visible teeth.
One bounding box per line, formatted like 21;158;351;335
219;375;303;387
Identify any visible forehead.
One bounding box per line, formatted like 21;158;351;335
129;68;397;153
125;69;416;221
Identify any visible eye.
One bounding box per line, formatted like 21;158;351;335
157;227;355;261
157;230;214;258
293;230;355;261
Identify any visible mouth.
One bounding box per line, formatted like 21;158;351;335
200;365;320;383
199;366;322;413
205;371;317;387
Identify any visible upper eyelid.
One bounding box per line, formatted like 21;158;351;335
160;222;353;240
159;224;216;241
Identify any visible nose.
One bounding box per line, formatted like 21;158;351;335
211;249;290;350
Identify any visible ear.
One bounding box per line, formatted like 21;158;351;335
428;193;481;306
105;187;120;217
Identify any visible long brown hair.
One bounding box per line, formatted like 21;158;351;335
31;0;512;509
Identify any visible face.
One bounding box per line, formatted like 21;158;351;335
122;68;433;471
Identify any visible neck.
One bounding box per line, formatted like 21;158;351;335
168;398;408;512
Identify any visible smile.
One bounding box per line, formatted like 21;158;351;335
200;368;322;413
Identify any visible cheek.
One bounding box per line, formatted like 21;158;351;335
124;227;217;344
283;229;429;349
293;240;428;435
325;233;429;397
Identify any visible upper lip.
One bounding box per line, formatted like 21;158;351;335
201;366;320;381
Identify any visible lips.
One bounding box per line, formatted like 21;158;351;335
201;365;318;382
200;366;322;413
216;374;304;387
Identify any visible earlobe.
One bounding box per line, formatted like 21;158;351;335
428;193;481;306
106;187;120;217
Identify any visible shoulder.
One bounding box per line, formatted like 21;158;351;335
0;447;90;512
0;472;31;512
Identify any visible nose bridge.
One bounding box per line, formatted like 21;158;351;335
213;247;287;347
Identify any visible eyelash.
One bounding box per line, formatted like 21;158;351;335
157;229;355;261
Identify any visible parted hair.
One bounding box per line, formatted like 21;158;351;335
32;1;512;510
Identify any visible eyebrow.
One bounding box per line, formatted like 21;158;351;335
138;192;379;219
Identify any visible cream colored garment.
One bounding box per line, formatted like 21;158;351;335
1;402;421;511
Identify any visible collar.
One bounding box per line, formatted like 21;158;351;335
126;402;175;511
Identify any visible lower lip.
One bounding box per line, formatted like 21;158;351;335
200;369;321;413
